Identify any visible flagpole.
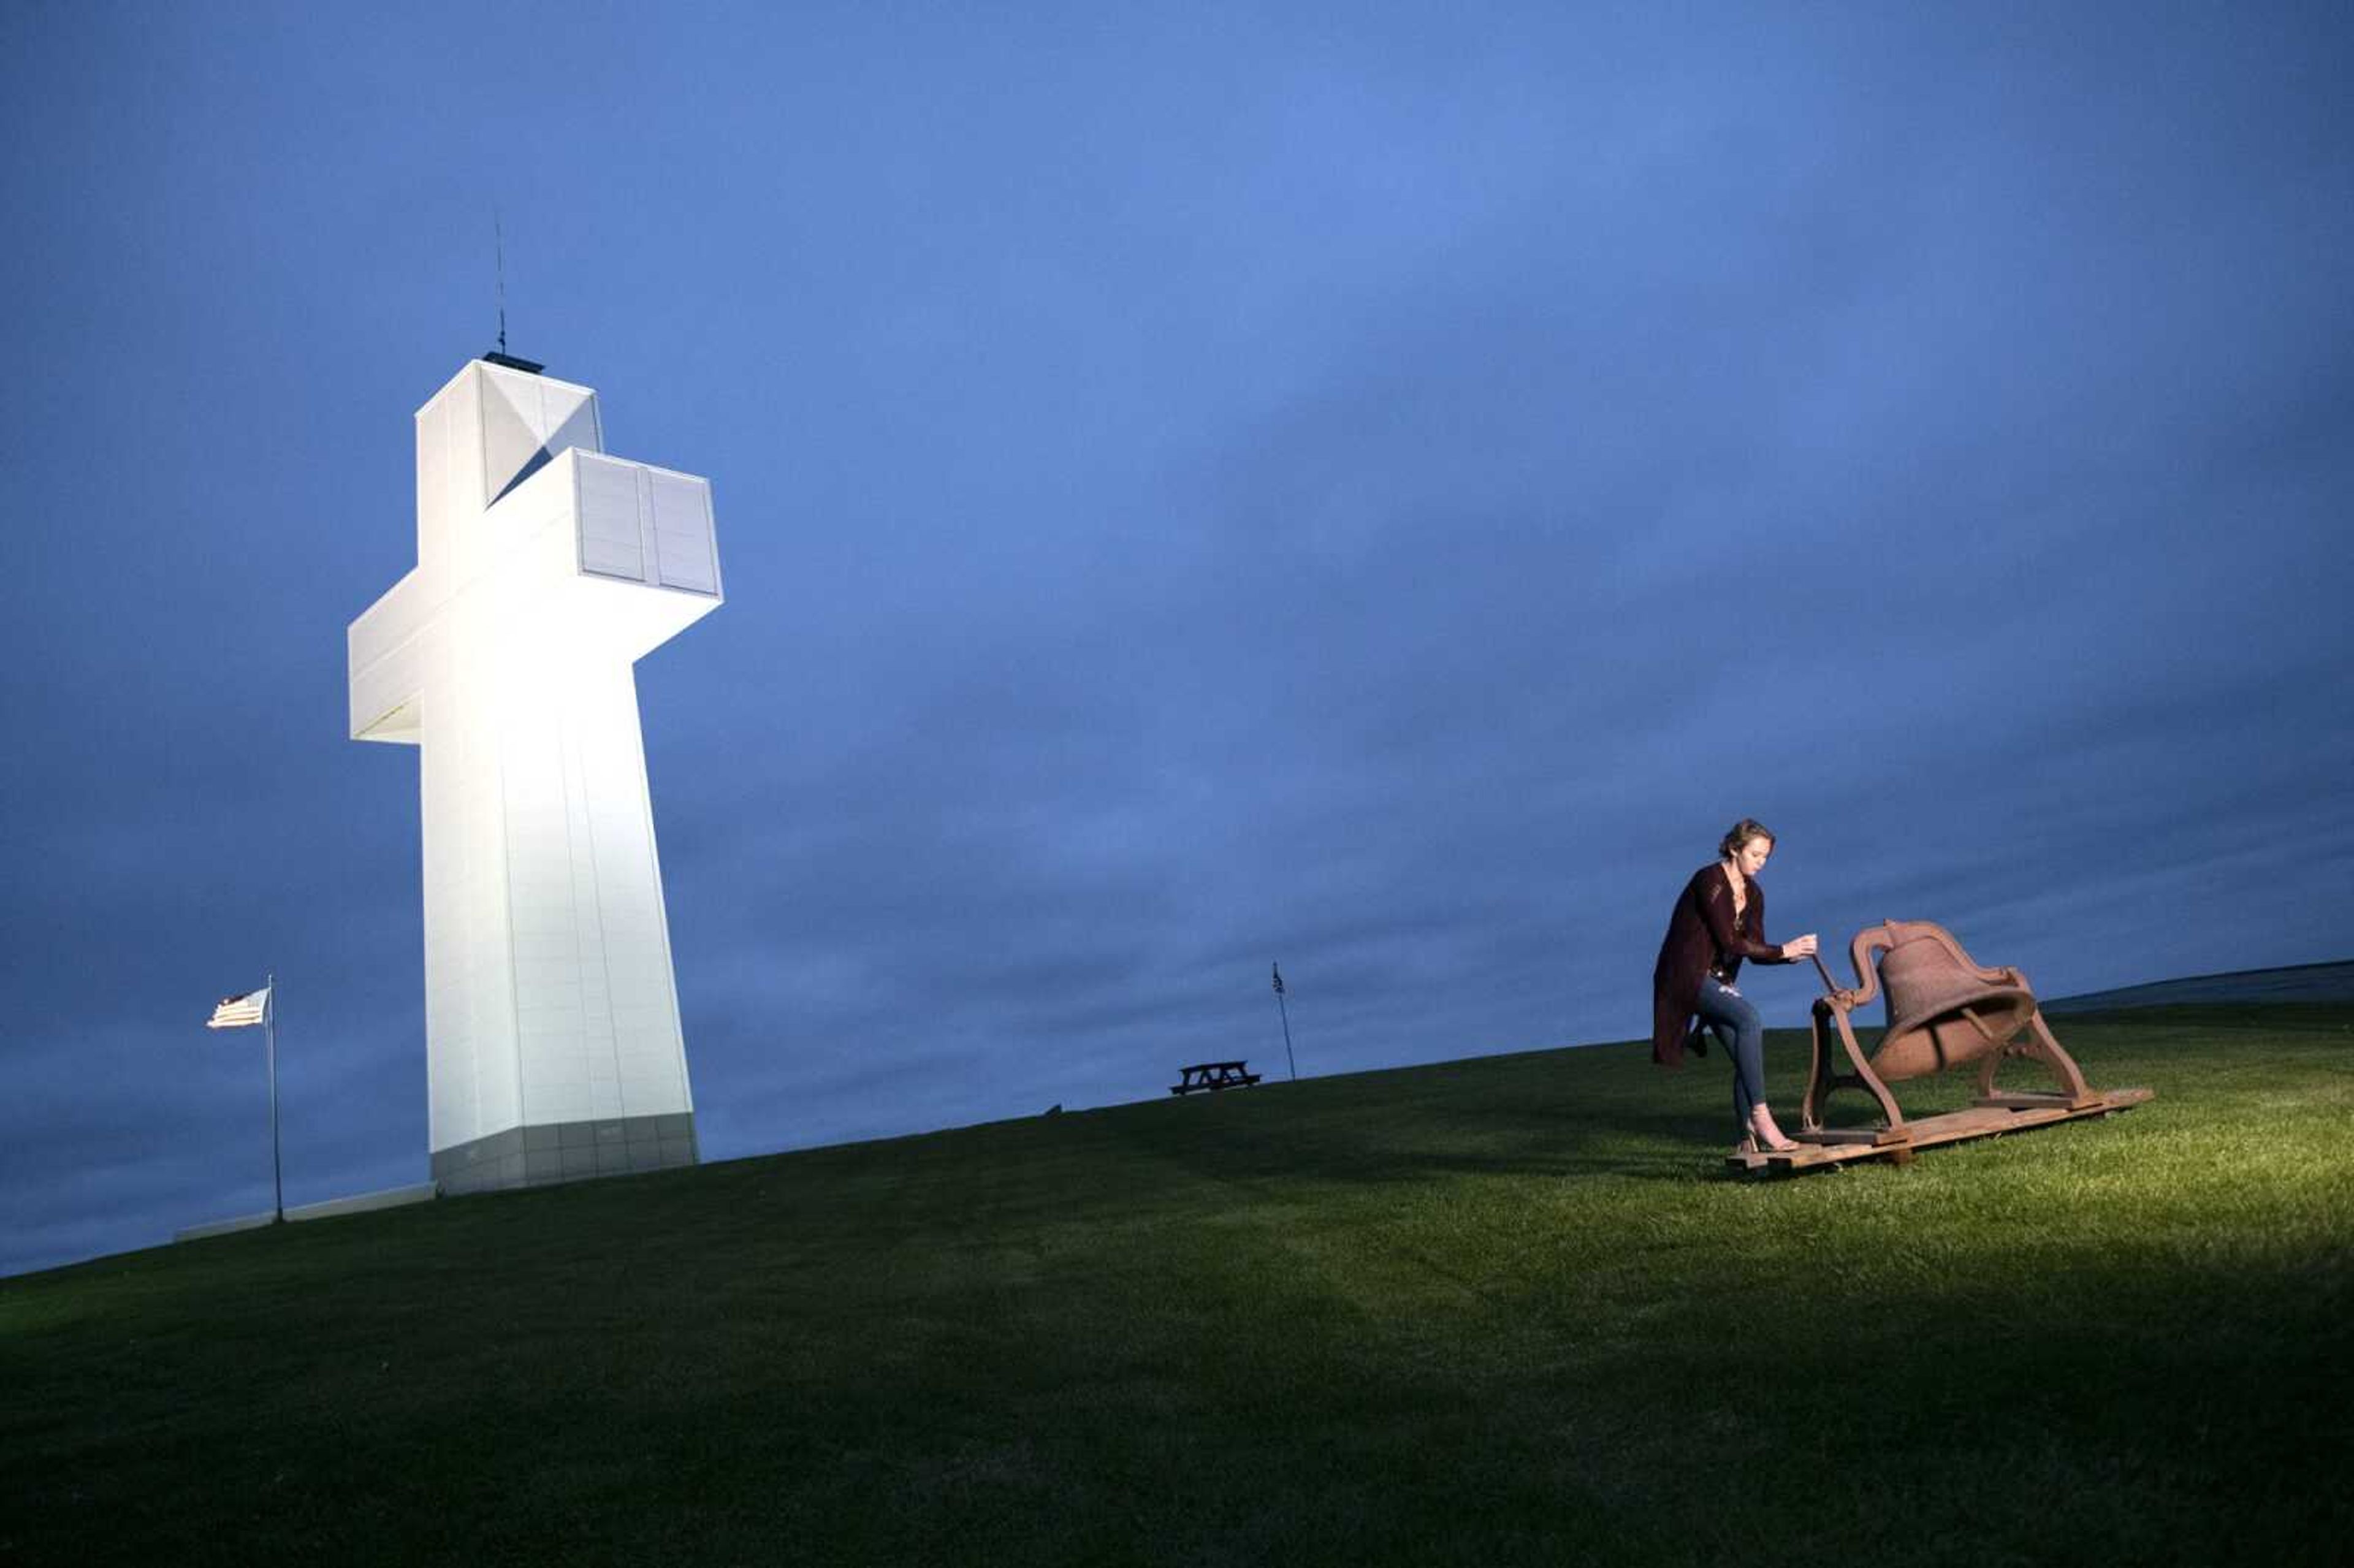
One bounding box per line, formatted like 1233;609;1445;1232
265;972;283;1224
1272;962;1298;1082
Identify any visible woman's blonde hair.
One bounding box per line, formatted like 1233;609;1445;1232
1718;818;1775;859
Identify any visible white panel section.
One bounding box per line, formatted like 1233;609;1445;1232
418;597;524;1152
492;655;694;1129
649;470;720;595
586;672;691;1117
481;375;548;503
576;453;650;585
417;368;483;567
415;392;450;565
348;568;432;742
539;380;603;464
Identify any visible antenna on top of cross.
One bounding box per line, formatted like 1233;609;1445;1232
482;206;544;375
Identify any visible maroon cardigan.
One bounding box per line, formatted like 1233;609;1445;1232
1650;864;1790;1066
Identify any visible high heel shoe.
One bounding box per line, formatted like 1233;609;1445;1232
1747;1111;1800;1154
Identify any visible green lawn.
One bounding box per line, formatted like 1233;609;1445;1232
5;1005;2348;1565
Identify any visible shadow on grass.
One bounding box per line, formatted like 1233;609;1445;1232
7;1169;2344;1567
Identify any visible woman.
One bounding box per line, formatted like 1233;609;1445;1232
1651;820;1818;1153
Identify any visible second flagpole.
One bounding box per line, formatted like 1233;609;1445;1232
1272;962;1297;1082
265;972;283;1224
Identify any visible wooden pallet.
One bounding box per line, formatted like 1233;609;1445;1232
1724;1087;2154;1177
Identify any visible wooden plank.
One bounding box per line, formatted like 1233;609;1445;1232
1916;1104;2055;1136
1794;1127;1909;1147
1725;1087;2153;1177
1975;1092;2098;1110
1974;1087;2154;1112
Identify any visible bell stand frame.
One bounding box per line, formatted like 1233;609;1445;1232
1799;919;2097;1145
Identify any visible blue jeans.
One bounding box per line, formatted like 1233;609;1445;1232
1694;974;1766;1128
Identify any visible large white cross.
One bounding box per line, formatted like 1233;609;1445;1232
348;357;722;1193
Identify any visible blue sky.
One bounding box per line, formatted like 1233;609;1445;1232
4;1;2348;1277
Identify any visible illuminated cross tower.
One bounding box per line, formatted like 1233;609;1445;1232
349;354;721;1194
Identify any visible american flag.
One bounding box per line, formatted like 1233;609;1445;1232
1271;962;1285;997
207;987;271;1029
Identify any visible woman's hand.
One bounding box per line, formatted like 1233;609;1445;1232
1781;934;1819;960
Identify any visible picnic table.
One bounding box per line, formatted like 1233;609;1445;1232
1170;1060;1261;1095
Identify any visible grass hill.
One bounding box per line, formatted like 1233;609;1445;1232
4;1003;2348;1566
